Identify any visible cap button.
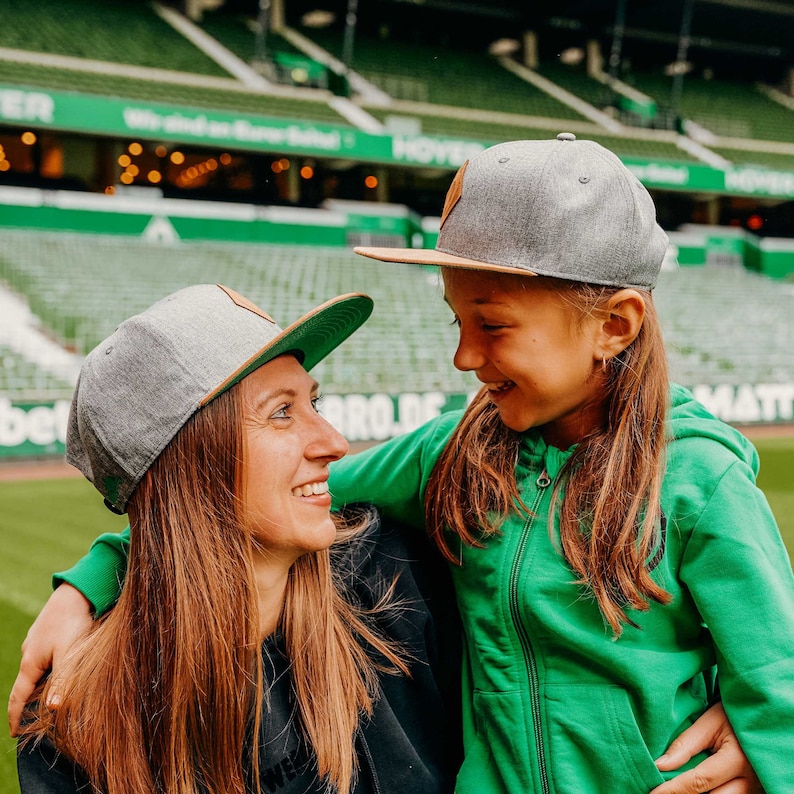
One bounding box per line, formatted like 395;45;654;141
557;132;576;141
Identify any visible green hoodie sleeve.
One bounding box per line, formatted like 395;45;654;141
52;526;130;616
675;444;794;792
329;410;462;529
53;410;461;616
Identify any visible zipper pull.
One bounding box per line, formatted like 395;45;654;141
536;470;551;488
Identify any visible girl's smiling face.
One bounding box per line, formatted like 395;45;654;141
443;268;608;449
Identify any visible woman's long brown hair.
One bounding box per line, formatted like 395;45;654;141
21;385;407;793
426;278;672;636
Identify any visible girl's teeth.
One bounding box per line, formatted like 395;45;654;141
292;482;329;497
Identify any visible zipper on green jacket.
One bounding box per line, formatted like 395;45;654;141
508;468;551;794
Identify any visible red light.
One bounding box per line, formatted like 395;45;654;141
747;214;763;231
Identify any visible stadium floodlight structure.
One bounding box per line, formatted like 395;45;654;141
669;0;695;126
252;0;276;79
342;0;359;74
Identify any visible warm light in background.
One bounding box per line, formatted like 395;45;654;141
119;172;134;184
0;161;10;172
747;214;764;231
364;175;378;189
291;67;309;83
155;145;167;158
300;165;314;179
21;131;36;145
104;185;116;194
219;153;232;165
118;154;131;167
170;151;185;165
147;170;162;184
128;142;143;156
126;164;139;177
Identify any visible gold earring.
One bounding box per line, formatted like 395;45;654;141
601;355;608;372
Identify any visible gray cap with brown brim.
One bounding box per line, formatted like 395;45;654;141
355;133;668;290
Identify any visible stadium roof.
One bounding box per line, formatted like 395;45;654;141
267;0;794;64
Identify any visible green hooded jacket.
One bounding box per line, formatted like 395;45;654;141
324;384;794;794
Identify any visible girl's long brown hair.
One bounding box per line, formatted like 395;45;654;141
22;385;407;793
426;279;672;636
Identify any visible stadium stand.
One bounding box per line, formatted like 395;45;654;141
0;0;224;73
1;0;794;450
1;229;792;403
0;59;348;123
0;229;469;396
0;345;74;399
3;0;794;172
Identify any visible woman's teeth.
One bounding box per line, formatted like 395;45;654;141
292;482;329;497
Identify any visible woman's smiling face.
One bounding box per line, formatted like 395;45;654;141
240;354;348;565
442;268;607;449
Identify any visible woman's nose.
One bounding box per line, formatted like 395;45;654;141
307;415;349;461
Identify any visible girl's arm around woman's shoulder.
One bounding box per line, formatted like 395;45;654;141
329;410;462;528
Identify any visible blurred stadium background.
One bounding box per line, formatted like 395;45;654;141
1;1;794;788
1;0;794;457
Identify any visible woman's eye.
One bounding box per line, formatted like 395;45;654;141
482;323;505;332
270;403;291;420
449;317;461;328
311;395;324;413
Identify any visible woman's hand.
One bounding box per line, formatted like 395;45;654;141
650;703;761;794
8;583;93;736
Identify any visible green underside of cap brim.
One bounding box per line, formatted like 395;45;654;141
201;293;373;406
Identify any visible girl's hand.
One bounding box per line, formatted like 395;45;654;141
650;702;761;794
8;583;93;737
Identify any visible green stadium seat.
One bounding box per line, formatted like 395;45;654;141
0;0;225;75
1;230;793;403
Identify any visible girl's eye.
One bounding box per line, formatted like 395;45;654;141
449;317;461;328
311;395;324;413
482;323;505;332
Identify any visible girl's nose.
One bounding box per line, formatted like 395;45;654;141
453;331;483;372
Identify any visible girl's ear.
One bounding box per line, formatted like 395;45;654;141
596;289;646;361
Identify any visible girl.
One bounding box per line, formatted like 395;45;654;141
16;285;460;794
337;134;794;792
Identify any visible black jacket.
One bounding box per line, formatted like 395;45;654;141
17;510;462;793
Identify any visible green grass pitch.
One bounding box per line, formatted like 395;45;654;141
1;437;793;792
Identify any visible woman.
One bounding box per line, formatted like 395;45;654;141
16;284;460;794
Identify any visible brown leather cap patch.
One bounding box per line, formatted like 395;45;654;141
217;284;275;323
440;160;468;229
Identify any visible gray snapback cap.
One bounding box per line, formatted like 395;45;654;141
355;133;668;290
67;284;373;513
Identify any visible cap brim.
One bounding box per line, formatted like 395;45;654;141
202;293;373;405
354;246;539;277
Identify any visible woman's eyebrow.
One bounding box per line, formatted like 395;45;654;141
248;386;297;413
